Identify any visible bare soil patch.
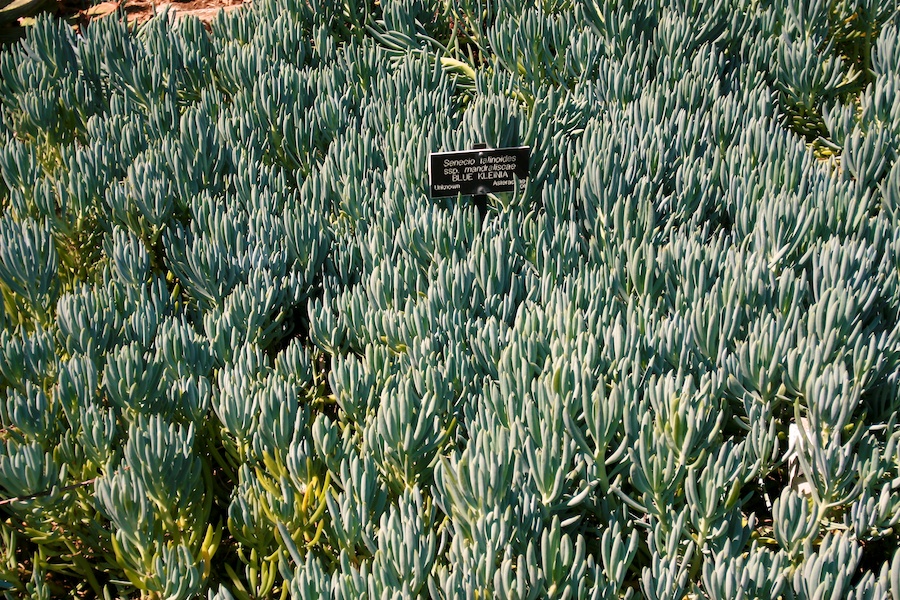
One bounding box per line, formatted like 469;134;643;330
77;0;245;26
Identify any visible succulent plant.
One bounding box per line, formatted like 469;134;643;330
0;0;899;597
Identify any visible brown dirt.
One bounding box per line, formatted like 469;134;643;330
124;0;246;24
70;0;246;28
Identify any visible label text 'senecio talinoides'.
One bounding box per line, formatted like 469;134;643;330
429;146;530;197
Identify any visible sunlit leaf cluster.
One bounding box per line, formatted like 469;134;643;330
1;0;899;597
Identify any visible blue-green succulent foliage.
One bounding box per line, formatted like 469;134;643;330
1;0;900;597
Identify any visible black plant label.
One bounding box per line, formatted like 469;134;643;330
429;146;530;198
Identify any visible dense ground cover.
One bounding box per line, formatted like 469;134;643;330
1;0;900;597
